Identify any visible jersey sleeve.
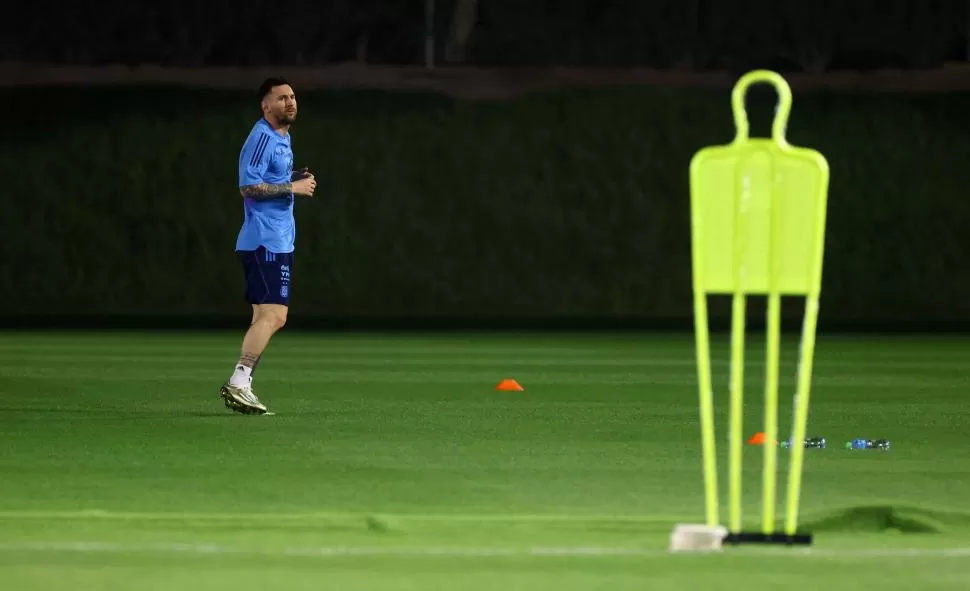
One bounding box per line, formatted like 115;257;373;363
238;132;273;187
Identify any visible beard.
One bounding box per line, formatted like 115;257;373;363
278;110;297;125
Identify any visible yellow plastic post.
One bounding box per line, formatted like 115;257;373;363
689;69;830;538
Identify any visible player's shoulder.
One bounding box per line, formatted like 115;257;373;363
243;118;278;146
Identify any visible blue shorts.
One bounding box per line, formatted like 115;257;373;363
237;246;293;306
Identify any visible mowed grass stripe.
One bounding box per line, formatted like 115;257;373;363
0;354;700;367
0;335;684;356
0;366;965;390
4;351;970;374
2;541;970;559
2;341;968;382
2;333;968;357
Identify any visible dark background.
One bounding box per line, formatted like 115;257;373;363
1;0;968;332
3;0;968;71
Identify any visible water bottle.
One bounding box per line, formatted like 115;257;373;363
781;437;826;449
844;438;891;450
807;437;827;449
845;438;871;450
872;439;891;451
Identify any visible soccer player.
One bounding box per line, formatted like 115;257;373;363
220;77;316;415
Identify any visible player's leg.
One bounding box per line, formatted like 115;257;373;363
244;305;261;374
236;248;292;383
231;303;288;385
221;247;292;414
248;306;265;375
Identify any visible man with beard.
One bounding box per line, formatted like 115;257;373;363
220;77;317;415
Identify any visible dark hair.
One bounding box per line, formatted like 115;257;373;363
258;77;290;102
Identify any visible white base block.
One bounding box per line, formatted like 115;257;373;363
669;524;729;552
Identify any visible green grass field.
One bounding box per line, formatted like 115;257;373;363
1;330;969;589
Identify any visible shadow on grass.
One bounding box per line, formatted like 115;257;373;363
800;505;970;534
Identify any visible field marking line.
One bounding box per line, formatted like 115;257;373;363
0;510;686;522
0;541;969;559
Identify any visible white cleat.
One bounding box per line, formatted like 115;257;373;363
219;383;270;415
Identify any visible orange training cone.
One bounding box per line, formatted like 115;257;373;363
747;432;767;445
496;379;524;392
746;432;779;445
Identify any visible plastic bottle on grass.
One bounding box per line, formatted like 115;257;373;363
844;438;891;450
781;437;826;449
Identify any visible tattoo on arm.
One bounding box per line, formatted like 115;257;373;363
240;182;293;200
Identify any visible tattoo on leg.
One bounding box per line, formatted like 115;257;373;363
238;352;261;369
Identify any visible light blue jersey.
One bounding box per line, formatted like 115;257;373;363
236;118;295;253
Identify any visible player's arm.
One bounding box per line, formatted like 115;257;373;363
238;133;315;198
238;133;316;198
241;179;315;198
240;181;293;200
239;132;278;198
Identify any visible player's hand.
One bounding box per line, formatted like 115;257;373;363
294;167;314;180
292;177;317;196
